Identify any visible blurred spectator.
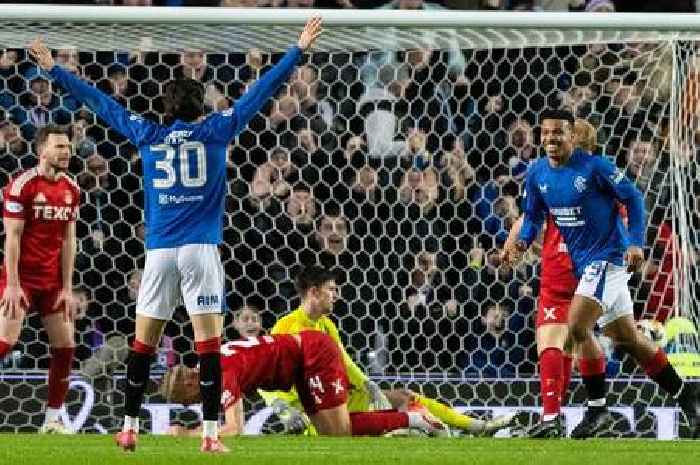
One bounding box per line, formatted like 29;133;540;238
249;147;297;210
465;302;517;376
314;212;349;256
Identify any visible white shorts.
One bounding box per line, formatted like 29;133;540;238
136;244;225;320
575;260;633;328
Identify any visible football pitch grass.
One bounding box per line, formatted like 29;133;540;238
1;435;699;465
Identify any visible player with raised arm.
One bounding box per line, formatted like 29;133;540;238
0;125;79;434
161;331;447;438
501;119;597;438
503;109;699;439
265;265;514;436
29;16;323;452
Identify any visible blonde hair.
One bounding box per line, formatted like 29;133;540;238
574;119;597;152
160;365;198;405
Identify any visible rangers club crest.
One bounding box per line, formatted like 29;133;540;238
64;191;72;205
574;175;587;193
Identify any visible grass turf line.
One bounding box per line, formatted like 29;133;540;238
0;434;698;465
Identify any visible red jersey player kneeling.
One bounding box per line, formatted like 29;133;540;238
160;330;448;441
0;125;80;433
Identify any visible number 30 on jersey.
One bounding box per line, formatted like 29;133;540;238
151;142;207;188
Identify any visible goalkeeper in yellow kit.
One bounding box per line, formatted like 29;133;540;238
261;265;515;436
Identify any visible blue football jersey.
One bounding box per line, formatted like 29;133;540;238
519;149;646;277
49;46;302;249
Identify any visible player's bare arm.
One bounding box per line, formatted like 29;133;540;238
54;221;77;321
501;215;525;266
169;401;243;438
0;218;29;319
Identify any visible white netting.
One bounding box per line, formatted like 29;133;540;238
0;10;698;437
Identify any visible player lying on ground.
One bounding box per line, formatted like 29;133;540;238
0;125;79;434
219;305;512;436
263;265;515;436
161;330;447;437
504;109;699;439
29;16;322;453
500;119;598;438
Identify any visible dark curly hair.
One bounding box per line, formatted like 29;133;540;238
163;78;205;122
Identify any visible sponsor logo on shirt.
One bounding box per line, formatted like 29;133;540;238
221;108;233;117
158;193;204;206
550;206;585;227
64;191;72;205
5;201;23;213
34;192;47;203
33;205;74;221
573;175;587;193
538;184;548;194
610;169;624;184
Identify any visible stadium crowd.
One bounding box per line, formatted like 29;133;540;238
0;0;696;382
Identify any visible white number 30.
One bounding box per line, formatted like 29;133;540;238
151;142;207;189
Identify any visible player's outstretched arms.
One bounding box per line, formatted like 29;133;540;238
218;16;323;140
29;38;157;146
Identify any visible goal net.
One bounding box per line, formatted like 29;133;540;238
0;7;698;438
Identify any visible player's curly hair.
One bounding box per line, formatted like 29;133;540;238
163;78;205;122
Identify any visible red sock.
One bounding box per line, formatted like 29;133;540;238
539;347;563;416
641;348;668;377
350;411;409;436
195;337;221;355
47;347;74;409
560;354;573;406
0;339;11;358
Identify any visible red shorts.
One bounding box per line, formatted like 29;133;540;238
0;279;63;316
296;331;349;415
536;288;574;327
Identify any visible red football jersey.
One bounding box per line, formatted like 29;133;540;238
540;215;577;295
1;168;80;288
220;334;302;409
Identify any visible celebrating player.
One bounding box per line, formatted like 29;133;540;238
501;118;598;438
161;331;447;437
505;109;699;439
265;265;514;436
0;125;79;434
29;16;323;452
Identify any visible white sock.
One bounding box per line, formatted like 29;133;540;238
543;413;558;422
587;398;606;408
202;420;218;439
123;416;139;433
44;407;62;424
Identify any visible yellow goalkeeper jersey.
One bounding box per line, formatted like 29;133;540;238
259;306;369;408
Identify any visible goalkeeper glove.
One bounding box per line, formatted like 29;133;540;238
271;399;308;434
364;380;392;410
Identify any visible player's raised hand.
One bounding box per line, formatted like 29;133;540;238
53;288;77;321
28;38;55;71
624;245;644;273
0;285;29;320
298;15;323;51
